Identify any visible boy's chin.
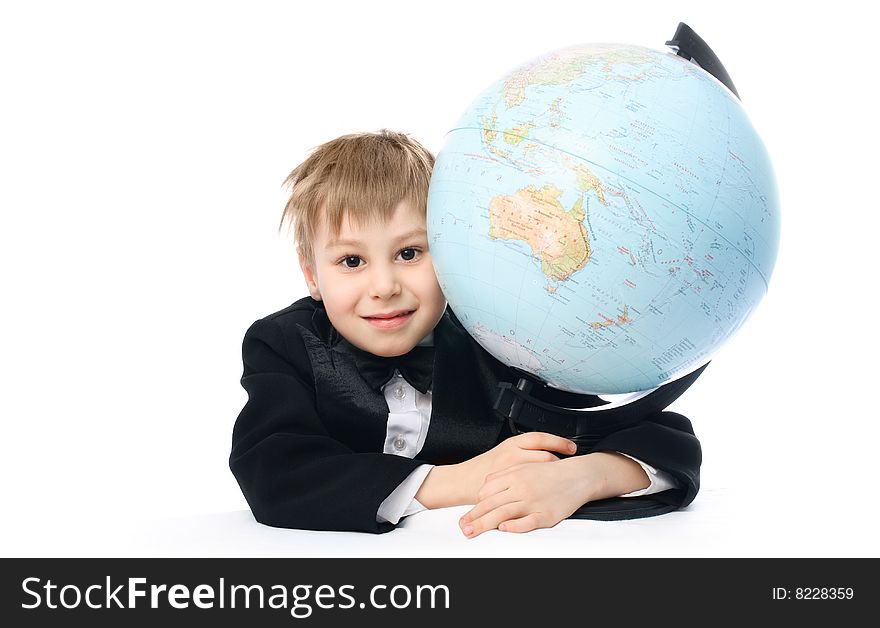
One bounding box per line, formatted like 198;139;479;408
364;341;417;358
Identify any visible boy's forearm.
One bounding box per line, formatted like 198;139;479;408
415;463;471;509
566;451;651;502
416;451;651;510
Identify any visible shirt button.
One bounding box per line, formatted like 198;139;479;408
393;386;406;400
393;436;406;451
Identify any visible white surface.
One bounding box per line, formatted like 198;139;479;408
133;493;739;558
22;487;875;557
2;0;879;557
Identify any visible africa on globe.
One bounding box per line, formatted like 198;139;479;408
427;43;780;394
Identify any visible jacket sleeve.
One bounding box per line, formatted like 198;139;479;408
588;410;702;515
229;317;424;533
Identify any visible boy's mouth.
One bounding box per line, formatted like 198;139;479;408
363;310;415;329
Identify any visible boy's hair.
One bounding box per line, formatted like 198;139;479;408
281;130;435;264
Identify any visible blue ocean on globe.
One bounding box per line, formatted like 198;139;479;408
427;43;780;394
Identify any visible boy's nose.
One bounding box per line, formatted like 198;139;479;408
368;264;401;299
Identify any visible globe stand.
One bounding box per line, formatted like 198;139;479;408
492;362;709;452
666;22;740;99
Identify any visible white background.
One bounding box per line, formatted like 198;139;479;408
2;0;878;556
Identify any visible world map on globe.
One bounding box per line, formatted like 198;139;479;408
427;43;780;394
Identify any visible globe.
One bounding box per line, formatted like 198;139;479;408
427;43;780;395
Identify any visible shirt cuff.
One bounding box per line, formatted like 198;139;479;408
376;464;434;524
616;453;679;497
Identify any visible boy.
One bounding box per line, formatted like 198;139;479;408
230;130;701;535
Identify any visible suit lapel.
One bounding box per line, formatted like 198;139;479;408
297;321;389;453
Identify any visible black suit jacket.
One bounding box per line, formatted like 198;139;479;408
230;297;702;533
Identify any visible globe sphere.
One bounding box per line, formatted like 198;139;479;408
427;43;780;394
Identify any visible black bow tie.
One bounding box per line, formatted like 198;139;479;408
349;344;435;394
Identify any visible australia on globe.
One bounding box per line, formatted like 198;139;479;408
427;43;780;394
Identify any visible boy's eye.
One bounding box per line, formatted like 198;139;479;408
342;256;363;268
399;248;417;261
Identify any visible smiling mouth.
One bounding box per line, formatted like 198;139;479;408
363;310;415;329
365;310;414;320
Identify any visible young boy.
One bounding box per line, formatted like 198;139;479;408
230;130;701;535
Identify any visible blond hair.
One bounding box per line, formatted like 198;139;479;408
280;130;435;263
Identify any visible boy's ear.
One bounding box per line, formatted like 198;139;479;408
298;250;322;301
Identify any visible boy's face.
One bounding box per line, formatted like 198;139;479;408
299;202;447;357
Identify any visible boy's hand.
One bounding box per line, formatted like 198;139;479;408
458;452;650;537
458;456;596;537
414;432;576;510
459;432;577;503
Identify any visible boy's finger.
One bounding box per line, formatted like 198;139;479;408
462;502;525;538
519;432;577;454
498;513;543;534
460;491;513;525
476;474;510;502
485;463;528;483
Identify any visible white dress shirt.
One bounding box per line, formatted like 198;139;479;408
376;337;678;524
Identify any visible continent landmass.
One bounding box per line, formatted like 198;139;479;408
488;184;591;286
502;45;657;108
481;46;658;160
